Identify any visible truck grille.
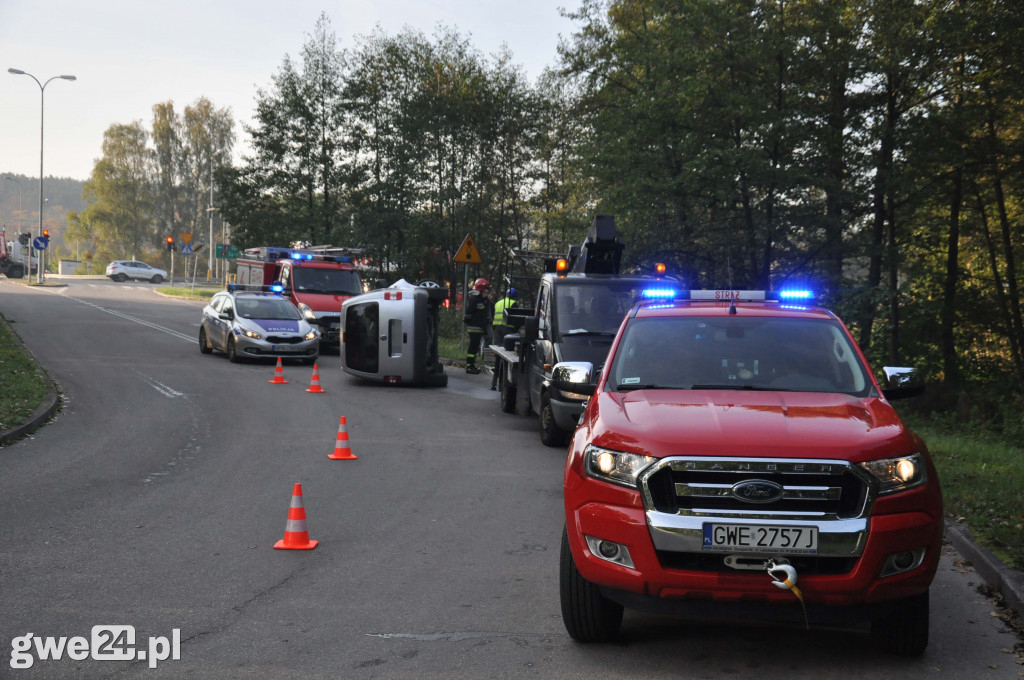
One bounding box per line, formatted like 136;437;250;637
641;457;872;521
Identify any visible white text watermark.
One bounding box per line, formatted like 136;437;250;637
10;626;180;669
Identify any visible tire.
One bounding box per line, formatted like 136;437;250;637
499;364;517;414
871;590;929;656
199;327;213;354
540;391;571;447
114;273;127;282
560;526;623;642
150;275;163;283
226;337;241;363
7;264;24;279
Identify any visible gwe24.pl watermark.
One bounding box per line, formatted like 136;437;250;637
10;626;180;669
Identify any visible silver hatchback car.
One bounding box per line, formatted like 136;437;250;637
199;286;320;363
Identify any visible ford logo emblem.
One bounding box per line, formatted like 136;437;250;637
731;479;784;504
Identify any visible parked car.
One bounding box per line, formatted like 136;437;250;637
199;285;320;364
105;260;168;283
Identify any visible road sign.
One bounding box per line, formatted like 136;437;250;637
182;244;193;255
216;243;241;259
32;236;49;251
454;234;482;264
181;232;193;245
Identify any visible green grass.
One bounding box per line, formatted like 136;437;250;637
0;315;51;433
909;416;1024;569
157;286;217;301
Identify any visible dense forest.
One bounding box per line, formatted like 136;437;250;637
3;1;1023;433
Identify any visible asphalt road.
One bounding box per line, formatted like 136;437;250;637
0;278;1021;678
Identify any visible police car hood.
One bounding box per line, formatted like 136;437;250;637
590;389;918;463
242;318;304;334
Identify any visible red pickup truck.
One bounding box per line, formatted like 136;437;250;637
554;289;942;656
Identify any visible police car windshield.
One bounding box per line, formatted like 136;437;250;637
555;281;648;335
609;316;872;396
236;297;302;321
294;268;363;296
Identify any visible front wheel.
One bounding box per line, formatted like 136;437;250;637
871;590;929;656
560;526;623;642
226;337;241;363
199;327;213;354
540;392;571;447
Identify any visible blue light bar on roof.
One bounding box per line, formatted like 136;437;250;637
641;287;679;299
776;289;814;300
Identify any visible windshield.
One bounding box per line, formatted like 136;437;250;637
236;297;303;321
608;316;872;396
294;267;363;296
554;281;649;336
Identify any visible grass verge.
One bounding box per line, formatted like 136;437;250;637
908;416;1024;569
157;286;217;301
0;314;51;433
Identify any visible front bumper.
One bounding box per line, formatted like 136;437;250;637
235;334;319;359
312;316;341;345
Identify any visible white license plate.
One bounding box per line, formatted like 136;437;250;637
702;524;818;554
273;344;294;352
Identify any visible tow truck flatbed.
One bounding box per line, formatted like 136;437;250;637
488;344;519;365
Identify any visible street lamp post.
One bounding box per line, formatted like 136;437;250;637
8;68;77;283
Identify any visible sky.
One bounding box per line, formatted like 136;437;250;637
0;0;578;182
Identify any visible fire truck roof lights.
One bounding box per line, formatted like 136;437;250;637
639;288;817;302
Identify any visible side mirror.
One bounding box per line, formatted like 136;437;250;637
219;310;233;321
523;315;540;344
881;367;924;400
551;361;596;396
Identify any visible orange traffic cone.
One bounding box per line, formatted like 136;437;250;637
273;483;319;550
328;416;358;460
268;357;288;384
306;364;326;393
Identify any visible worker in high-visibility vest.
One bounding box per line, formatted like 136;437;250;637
489;288;519;389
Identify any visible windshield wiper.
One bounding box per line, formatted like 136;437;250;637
562;330;616;337
616;383;668;391
688;384;779;391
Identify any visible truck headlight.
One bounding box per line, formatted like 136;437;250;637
584;444;654;488
298;302;317;321
860;453;926;494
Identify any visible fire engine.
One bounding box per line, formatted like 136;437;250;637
235;246;364;349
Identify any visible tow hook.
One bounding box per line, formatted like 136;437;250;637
765;559;808;629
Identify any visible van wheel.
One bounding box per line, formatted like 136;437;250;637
560;526;623;642
540;392;570;447
871;590;929;656
199;327;213;354
499;364;517;414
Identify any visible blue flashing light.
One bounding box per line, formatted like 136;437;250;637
641;287;679;300
777;289;814;300
269;284;284;293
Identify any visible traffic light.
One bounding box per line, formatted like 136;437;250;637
42;229;50;239
166;236;174;252
18;232;29;246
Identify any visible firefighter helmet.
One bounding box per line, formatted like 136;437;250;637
473;278;490;290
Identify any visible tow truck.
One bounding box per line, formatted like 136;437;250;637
0;229;38;279
235;246;364;349
490;216;663;446
553;287;941;655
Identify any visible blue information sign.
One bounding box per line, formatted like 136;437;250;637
32;236;49;250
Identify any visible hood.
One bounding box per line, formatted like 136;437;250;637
588;389;916;463
292;291;348;311
245;319;304;334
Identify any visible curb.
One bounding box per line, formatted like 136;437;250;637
0;313;61;446
946;520;1024;617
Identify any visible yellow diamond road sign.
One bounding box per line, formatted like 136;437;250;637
454;234;482;264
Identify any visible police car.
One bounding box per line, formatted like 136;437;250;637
553;288;941;655
199;285;320;363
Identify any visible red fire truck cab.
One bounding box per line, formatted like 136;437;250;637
236;246;365;348
554;288;942;656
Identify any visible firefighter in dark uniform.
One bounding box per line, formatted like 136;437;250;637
463;278;490;374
